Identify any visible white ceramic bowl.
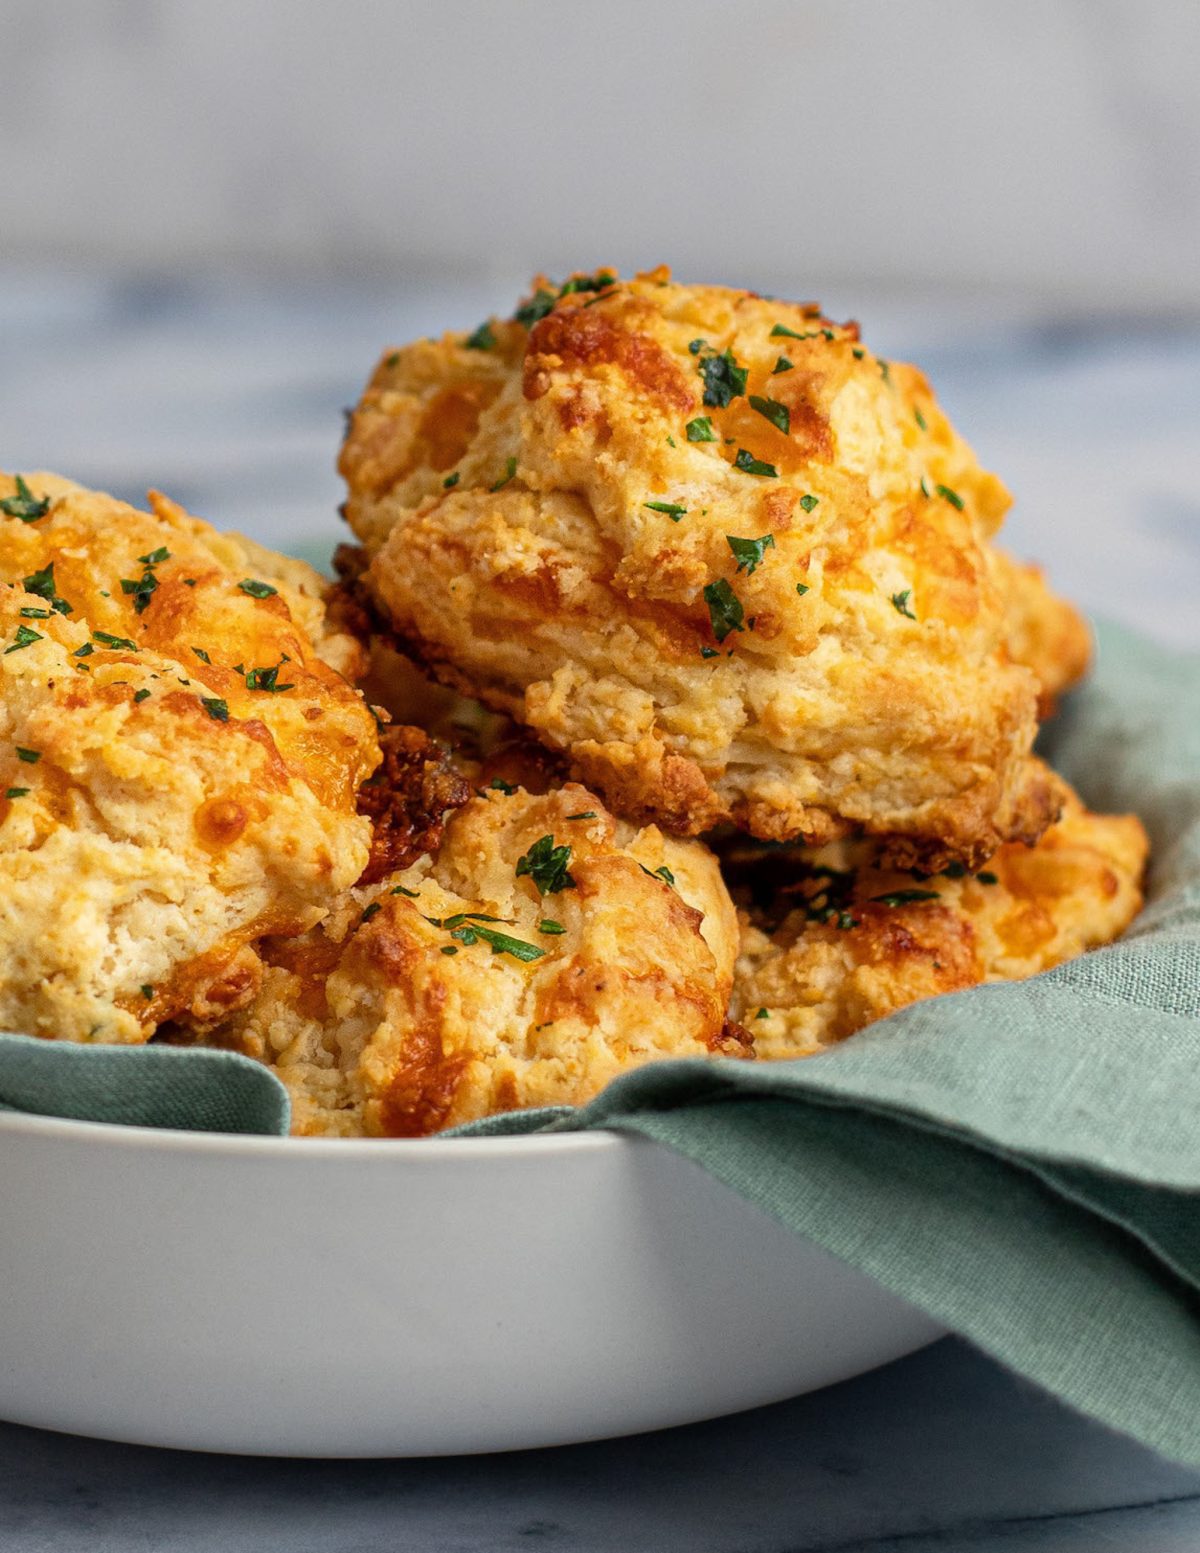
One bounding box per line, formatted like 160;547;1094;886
0;1111;941;1456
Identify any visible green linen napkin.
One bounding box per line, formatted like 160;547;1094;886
1;621;1198;1465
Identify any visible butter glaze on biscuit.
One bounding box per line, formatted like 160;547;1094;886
0;472;379;1043
343;267;1058;865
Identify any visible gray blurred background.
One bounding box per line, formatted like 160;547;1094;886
1;0;1197;640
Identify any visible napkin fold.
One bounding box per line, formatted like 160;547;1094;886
2;622;1198;1465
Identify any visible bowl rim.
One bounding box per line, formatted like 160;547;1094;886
0;1106;621;1160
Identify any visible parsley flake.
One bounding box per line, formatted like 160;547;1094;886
726;533;776;574
755;1007;770;1019
465;320;496;351
685;416;717;443
22;563;72;615
799;493;819;513
5;785;28;799
246;663;295;693
488;777;517;795
92;631;138;651
141;984;154;1000
891;590;917;620
490;456;517;491
769;323;809;341
391;884;420;898
748;395;790;434
515;834;576;895
977;870;999;885
443;471;460;489
120;569;159;614
4;625;42;654
200;696;229;722
796;582;811;596
688;338;707;355
238;579;277;599
565;811;597;821
703;578;745;642
732;448;778;478
133;689;151;703
698;348;748;408
19;607;51;619
538;919;566;935
361;902;382;923
440;945;459;955
771;356;793;374
935;483;965;511
138;546;170;566
15;747;40;763
644;500;687;520
914;407;927;431
192;647;211;664
0;476;50;523
700;646;719;658
449;922;545;961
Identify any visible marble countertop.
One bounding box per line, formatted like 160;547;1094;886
2;271;1198;1551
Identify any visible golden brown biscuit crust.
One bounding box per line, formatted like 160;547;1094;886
726;767;1147;1058
0;472;379;1043
219;781;742;1135
344;268;1051;864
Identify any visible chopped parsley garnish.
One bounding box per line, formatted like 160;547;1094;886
361;902;382;923
141;984;154;1000
246;663;295;693
771;356;793;374
732;449;778;478
852;347;865;360
872;890;940;907
19;607;51;619
0;476;50;523
559;270;616;298
184;578;197;587
15;747;40;763
755;1007;770;1019
879;359;892;386
654;864;676;886
448;922;545;961
565;811;596;821
238;579;277;599
74;643;94;658
795;582;810;597
685;416;717;443
138;546;170;566
769;323;808;340
977;870;999;885
440;945;458;955
490;456;517;491
443;471;460;489
192;647;211;664
5;787;29;799
688;338;707;355
726;533;776;574
92;630;138;651
799;493;819;513
134;688;151;703
385;352;400;368
920;477;931;498
935;483;965;511
698;348;748;408
391;884;420;898
465;321;496;351
914;408;927;431
891;589;917;620
700;646;719;658
644;500;687;520
666;435;677;448
200;696;229;722
515;834;576;895
120;569;159;614
22;563;72;615
703;578;745;642
748;395;790;434
538;919;566;935
4;625;42;654
488;777;517;794
514;288;556;327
